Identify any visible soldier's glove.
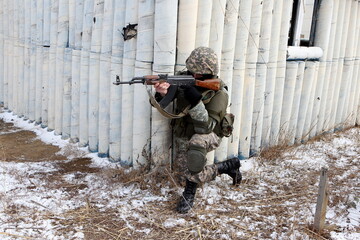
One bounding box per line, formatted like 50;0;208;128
183;86;202;107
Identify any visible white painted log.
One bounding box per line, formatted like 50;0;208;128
88;0;104;151
261;0;283;148
209;0;226;63
288;61;305;145
62;0;76;140
175;0;198;73
334;0;352;129
152;0;178;165
315;0;334;134
310;0;334;138
54;0;69;135
354;2;360;125
29;0;37;121
41;0;51;128
18;0;26;117
47;0;59;131
109;0;126;162
303;62;319;142
35;0;44;124
296;61;317;143
108;8;125;162
12;0;20;115
213;0;240;163
228;0;252;159
22;0;32;119
327;0;346;132
6;1;14;112
195;0;212;47
239;0;263;158
251;0;274;155
270;0;293;146
70;0;84;141
98;0;114;157
0;0;3;104
132;0;155;167
2;0;9;109
120;0;138;165
279;61;299;144
342;0;359;127
321;0;339;132
79;0;94;147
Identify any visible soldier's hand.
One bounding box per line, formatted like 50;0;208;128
183;86;202;107
154;82;170;96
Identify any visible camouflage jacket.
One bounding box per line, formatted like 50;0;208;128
171;81;229;139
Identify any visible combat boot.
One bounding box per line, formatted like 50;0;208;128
216;157;242;185
176;179;198;213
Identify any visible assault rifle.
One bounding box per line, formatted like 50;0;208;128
113;74;221;109
113;74;221;91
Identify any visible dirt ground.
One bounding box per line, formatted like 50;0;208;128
1;116;359;240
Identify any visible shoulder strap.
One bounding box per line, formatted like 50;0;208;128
147;87;216;119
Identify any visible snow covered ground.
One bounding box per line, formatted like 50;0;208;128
0;109;359;239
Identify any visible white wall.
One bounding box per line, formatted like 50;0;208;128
0;0;359;166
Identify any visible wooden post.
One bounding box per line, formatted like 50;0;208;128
314;167;329;232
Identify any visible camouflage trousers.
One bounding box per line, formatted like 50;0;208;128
173;132;221;184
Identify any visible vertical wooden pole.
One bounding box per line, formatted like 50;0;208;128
314;167;329;233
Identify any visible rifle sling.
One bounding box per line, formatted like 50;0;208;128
146;84;215;119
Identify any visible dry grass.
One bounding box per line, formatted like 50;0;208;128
1;119;359;239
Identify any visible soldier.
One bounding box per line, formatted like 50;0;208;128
153;47;242;213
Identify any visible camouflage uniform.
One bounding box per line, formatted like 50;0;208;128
170;47;229;184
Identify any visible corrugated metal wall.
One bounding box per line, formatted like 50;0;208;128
0;0;359;166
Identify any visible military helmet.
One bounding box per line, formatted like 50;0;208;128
185;47;219;76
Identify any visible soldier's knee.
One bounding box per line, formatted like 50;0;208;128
187;145;207;174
